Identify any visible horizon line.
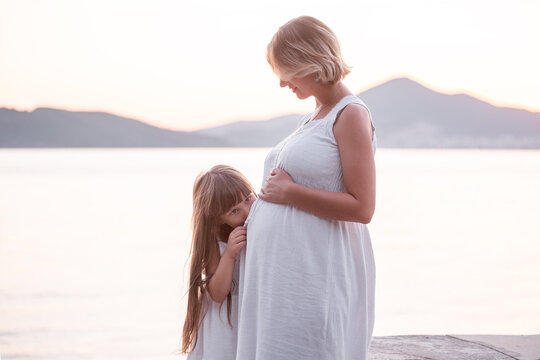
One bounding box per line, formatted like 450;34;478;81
2;76;540;132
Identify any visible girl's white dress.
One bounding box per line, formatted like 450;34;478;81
187;241;239;360
237;95;376;360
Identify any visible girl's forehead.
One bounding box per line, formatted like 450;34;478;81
223;192;247;209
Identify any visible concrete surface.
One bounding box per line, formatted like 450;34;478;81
453;335;540;360
369;335;540;360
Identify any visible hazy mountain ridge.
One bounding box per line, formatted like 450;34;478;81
193;114;304;147
360;78;540;148
2;77;540;148
0;107;229;147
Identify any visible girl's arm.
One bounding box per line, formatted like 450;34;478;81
205;226;246;303
259;104;375;224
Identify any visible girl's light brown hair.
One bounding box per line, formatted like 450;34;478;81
181;165;255;354
267;16;351;85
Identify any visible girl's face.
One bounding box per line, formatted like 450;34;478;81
220;193;256;228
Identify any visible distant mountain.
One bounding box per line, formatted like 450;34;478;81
0;108;229;147
193;114;303;147
359;78;540;148
1;78;540;148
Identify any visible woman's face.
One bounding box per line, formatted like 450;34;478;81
279;73;317;100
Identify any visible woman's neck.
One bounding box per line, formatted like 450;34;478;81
314;82;351;108
310;82;352;120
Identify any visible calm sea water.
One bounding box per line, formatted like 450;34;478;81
1;148;539;359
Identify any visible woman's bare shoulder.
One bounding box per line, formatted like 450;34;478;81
334;102;372;138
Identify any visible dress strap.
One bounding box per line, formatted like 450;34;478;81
326;96;364;122
325;95;377;152
328;95;375;131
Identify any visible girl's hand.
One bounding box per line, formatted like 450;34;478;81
260;168;294;204
224;226;247;260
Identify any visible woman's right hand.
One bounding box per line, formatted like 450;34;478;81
260;168;295;204
224;226;247;260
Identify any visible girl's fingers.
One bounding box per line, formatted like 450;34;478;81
227;226;247;255
231;231;246;240
230;227;246;237
233;235;247;244
229;231;246;245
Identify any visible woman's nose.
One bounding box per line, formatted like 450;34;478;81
280;80;287;88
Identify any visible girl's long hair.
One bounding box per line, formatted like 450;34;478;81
181;165;256;354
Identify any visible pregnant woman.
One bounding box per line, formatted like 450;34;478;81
236;16;377;360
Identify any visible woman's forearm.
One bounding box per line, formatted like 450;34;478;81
284;182;375;223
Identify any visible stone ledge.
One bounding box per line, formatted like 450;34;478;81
369;335;540;360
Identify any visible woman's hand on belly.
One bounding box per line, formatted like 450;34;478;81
259;168;294;204
259;163;374;224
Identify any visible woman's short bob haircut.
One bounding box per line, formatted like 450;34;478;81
267;16;351;85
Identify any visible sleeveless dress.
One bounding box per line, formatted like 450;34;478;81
188;240;240;360
236;95;376;360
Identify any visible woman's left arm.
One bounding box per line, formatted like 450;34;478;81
259;104;375;224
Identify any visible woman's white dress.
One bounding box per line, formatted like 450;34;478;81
236;95;376;360
188;241;239;360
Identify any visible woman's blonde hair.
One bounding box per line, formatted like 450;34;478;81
267;16;351;85
181;165;255;354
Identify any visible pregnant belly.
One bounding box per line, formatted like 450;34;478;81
245;199;344;277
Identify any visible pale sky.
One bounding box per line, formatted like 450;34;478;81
1;0;539;130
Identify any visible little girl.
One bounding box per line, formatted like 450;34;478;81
181;164;256;359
